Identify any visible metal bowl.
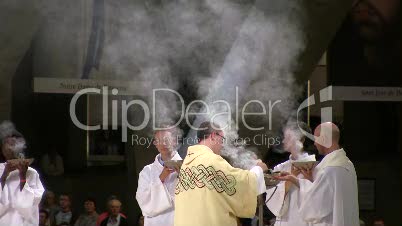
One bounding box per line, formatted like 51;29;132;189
164;160;183;169
7;158;34;166
292;161;318;170
264;173;280;188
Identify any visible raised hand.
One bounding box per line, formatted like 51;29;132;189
159;166;174;183
300;168;313;182
4;161;18;175
256;159;268;172
16;160;29;179
274;172;300;188
291;165;301;176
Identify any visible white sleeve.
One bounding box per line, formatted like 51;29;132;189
135;167;174;217
0;181;10;217
9;169;45;225
298;169;334;223
266;182;287;216
249;166;265;195
265;164;287;216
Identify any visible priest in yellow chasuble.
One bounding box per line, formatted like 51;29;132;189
174;121;267;226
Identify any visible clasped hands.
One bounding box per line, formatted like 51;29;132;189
274;166;314;188
159;165;180;183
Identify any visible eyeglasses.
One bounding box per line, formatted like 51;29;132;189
215;133;226;141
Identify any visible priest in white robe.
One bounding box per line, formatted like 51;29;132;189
136;128;182;226
0;121;45;226
266;122;315;226
275;122;359;226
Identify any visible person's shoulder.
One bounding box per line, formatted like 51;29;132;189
139;162;155;174
119;215;128;226
321;166;351;178
204;153;230;166
53;209;62;216
75;214;85;221
28;166;39;174
323;165;349;171
274;160;291;171
98;212;108;218
27;166;41;177
120;215;128;222
99;216;109;225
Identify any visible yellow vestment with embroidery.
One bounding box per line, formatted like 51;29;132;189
174;145;258;226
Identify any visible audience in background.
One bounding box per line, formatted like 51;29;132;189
41;190;61;225
40;209;51;226
74;198;99;226
100;197;127;226
52;193;77;226
39;193;132;226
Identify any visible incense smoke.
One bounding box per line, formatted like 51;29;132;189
9;0;309;168
0;121;26;159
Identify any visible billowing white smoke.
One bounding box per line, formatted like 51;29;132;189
28;0;306;168
99;0;251;126
278;127;304;155
222;144;258;170
0;121;16;140
182;0;306;168
104;0;306;169
0;121;26;159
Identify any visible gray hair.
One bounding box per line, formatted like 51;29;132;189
196;121;221;141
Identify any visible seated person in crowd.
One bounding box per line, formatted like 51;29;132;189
52;193;77;226
96;196;127;226
74;198;99;226
372;216;386;226
100;198;127;226
41;190;61;225
40;209;51;226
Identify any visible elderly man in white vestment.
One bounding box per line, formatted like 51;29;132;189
266;122;315;226
275;122;359;226
136;128;182;226
0;121;45;226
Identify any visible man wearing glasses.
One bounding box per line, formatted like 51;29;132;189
174;121;267;226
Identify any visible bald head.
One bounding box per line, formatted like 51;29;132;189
314;122;341;154
315;122;340;143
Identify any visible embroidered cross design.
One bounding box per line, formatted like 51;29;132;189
175;164;237;196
